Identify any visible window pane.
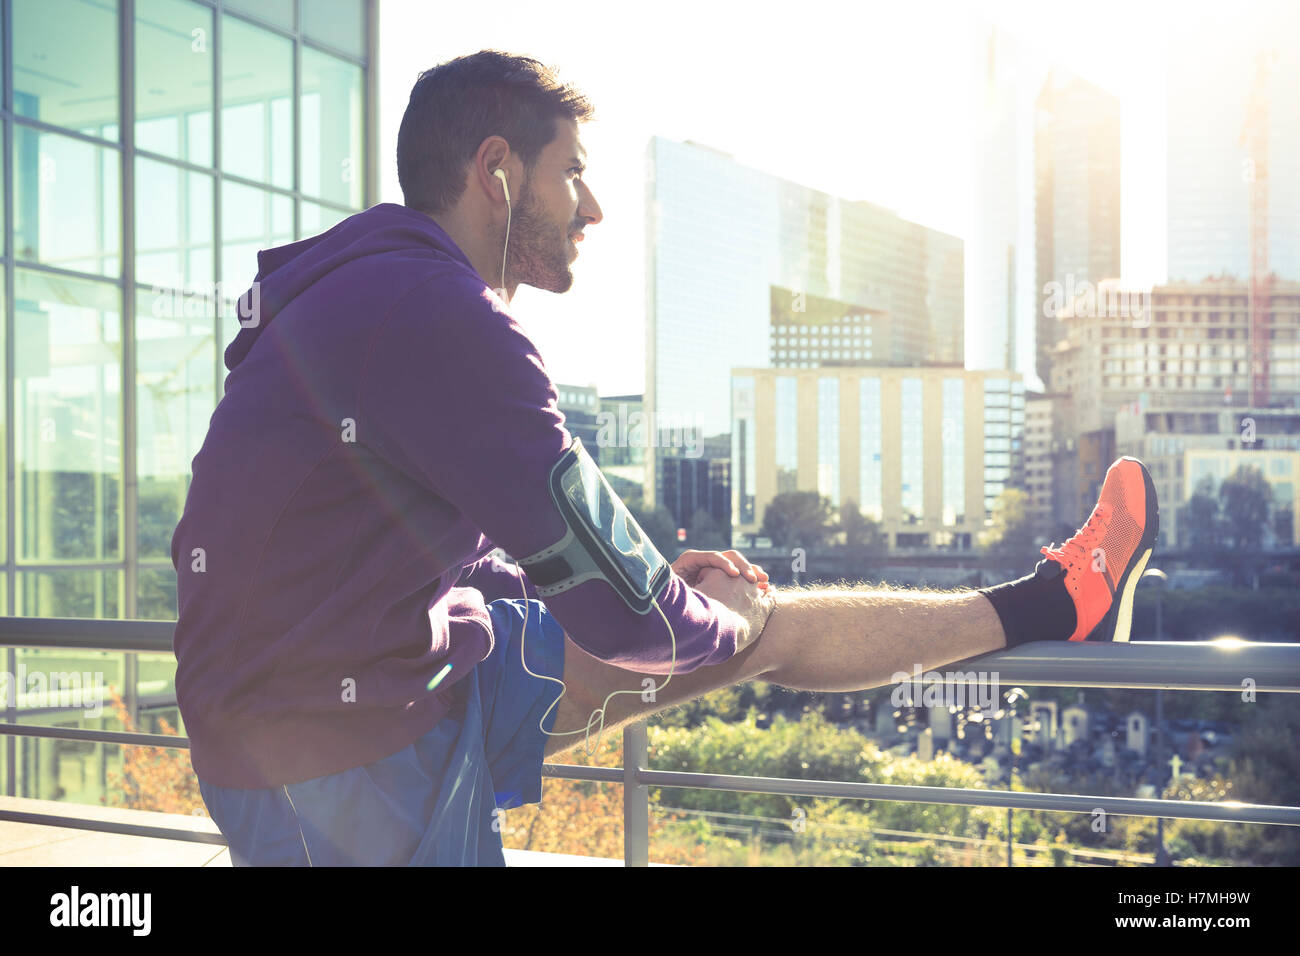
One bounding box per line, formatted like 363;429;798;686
137;566;179;620
135;0;215;166
775;377;798;494
221;180;292;350
14;270;123;562
221;15;293;189
225;0;293;31
221;180;293;287
11;646;123;804
14;126;121;278
300;200;352;238
817;377;839;507
302;0;367;59
16;571;122;618
136;156;214;290
0;277;7;559
136;286;215;560
13;0;119;137
901;378;924;522
301;48;364;207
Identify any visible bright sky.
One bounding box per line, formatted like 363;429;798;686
377;0;1295;396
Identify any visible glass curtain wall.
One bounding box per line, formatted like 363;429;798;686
2;0;373;804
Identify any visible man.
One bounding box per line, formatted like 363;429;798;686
172;50;1158;866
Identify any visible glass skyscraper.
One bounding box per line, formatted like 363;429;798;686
1034;69;1121;391
1166;13;1300;283
2;0;374;804
968;27;1037;387
646;135;964;510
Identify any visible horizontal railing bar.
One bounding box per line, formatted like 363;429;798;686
0;724;188;747
542;763;623;783
0;617;174;653
0;809;227;846
4;742;1293;831
4;764;1297;849
0;622;1295;691
947;640;1300;693
631;768;1300;826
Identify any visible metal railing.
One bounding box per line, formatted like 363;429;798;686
2;589;1299;866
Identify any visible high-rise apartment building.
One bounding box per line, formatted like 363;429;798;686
1050;277;1300;515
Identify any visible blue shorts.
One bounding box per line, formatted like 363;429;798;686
197;598;566;866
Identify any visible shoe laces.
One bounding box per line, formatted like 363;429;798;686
1041;504;1108;570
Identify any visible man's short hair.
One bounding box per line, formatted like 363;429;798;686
397;50;594;215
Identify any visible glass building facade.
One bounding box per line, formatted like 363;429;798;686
817;376;839;506
2;0;375;803
899;377;923;523
942;377;965;525
858;376;882;520
1166;15;1300;284
730;376;755;526
774;375;798;494
983;377;1025;514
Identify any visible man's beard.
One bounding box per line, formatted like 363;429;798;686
505;187;574;294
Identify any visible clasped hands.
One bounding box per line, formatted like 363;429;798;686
671;549;776;649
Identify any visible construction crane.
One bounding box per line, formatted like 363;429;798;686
1239;49;1277;409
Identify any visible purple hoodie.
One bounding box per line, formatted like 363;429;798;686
171;202;742;789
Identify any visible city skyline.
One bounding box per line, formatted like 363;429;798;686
378;0;1299;396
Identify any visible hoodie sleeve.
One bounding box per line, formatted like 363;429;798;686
456;549;540;603
359;276;743;674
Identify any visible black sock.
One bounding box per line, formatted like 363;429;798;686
977;557;1077;648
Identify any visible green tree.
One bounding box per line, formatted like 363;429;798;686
629;503;679;558
608;474;644;510
1218;465;1271;552
686;507;728;551
840;498;885;559
977;487;1034;557
760;491;835;550
1274;504;1295;548
1180;474;1224;557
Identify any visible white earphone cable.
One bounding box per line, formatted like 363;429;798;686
517;571;676;758
495;165;676;756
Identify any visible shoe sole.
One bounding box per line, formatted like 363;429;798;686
1087;457;1160;643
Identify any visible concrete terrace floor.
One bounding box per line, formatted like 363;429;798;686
0;797;646;866
0;796;232;866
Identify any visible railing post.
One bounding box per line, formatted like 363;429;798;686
623;722;649;867
4;647;15;797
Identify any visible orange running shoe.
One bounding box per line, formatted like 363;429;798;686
1039;457;1159;642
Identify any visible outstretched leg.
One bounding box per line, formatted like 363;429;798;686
545;583;1005;758
547;455;1158;760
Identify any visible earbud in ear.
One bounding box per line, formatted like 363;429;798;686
493;168;510;204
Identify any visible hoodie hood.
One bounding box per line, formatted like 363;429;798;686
224;202;479;371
